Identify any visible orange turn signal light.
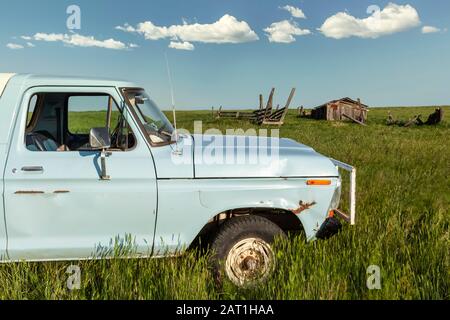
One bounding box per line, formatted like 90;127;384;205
306;179;332;186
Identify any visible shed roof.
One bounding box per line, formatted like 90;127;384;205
314;97;369;110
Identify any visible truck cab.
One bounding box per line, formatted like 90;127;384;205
0;73;355;286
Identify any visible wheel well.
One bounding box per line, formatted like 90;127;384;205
189;207;303;250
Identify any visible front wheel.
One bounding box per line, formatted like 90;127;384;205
210;215;286;287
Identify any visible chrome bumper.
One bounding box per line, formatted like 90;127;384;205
331;159;356;225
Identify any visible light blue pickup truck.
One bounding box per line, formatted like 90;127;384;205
0;73;356;286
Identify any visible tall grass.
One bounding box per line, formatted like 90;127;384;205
1;107;448;300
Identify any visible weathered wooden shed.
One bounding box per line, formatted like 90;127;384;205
311;97;369;124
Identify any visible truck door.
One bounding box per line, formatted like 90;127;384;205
0;144;7;260
3;87;158;261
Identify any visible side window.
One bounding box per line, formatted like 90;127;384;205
25;93;136;152
68;95;118;134
25;93;67;152
67;95;135;151
26;94;38;129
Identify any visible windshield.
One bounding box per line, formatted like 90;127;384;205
123;89;174;144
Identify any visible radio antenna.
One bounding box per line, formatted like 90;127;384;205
165;53;177;131
165;53;178;139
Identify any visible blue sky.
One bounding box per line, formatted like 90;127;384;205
0;0;449;110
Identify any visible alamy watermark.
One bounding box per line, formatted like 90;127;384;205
66;264;81;290
366;5;381;15
170;121;280;166
366;265;381;290
66;5;81;30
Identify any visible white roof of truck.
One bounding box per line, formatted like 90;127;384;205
0;73;16;97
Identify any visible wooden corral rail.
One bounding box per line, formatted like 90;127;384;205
258;88;295;126
215;108;256;120
216;88;296;126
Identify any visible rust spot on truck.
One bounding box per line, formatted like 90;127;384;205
53;190;70;194
14;191;45;195
291;201;316;215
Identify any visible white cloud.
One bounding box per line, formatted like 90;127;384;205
115;23;136;33
33;33;65;42
421;26;440;34
130;21;169;41
264;20;311;43
281;5;306;19
26;42;35;47
169;41;195;51
6;43;24;50
67;34;128;49
129;43;140;48
27;32;131;50
116;14;259;49
21;36;32;41
319;3;421;39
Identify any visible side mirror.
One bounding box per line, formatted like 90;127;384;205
89;127;111;181
135;95;148;105
89;127;111;150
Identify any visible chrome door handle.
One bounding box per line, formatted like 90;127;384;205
21;166;44;173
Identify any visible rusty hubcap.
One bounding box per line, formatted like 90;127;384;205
225;238;274;286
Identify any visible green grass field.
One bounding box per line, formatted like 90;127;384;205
1;106;449;300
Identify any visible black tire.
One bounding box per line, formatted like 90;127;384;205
210;215;286;287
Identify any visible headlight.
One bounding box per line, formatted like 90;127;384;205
329;180;342;210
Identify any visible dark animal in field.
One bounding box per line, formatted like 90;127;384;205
424;107;444;125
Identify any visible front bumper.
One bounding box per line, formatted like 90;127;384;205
330;159;356;225
315;159;356;239
316;217;342;239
